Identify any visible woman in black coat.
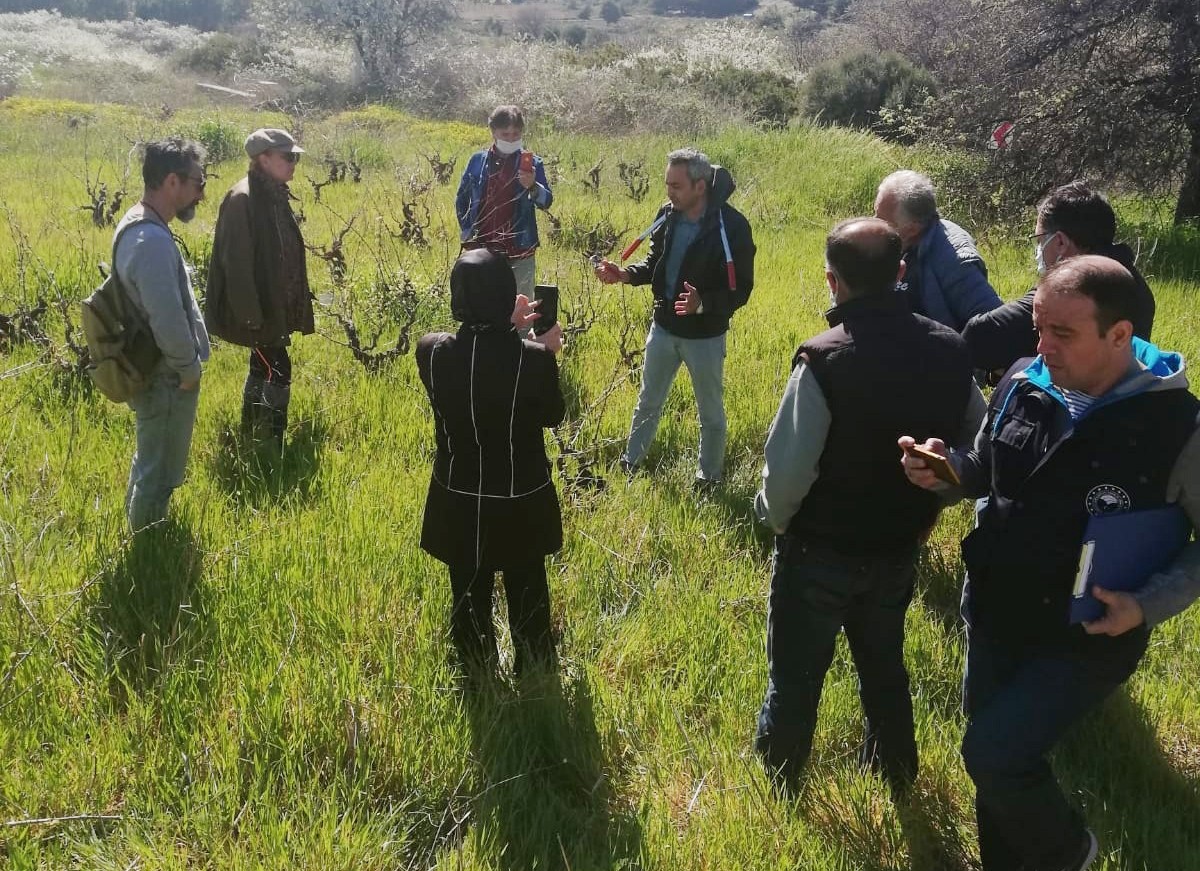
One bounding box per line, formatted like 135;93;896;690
416;249;565;676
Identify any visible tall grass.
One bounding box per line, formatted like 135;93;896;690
0;100;1197;870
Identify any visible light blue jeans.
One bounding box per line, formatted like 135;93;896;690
125;368;200;532
624;321;727;481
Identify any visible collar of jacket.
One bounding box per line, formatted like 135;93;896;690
825;289;910;327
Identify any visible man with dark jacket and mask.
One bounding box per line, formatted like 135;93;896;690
963;182;1155;382
902;256;1199;871
416;249;565;678
205;128;314;448
593;147;755;487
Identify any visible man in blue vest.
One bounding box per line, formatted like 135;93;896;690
902;255;1200;871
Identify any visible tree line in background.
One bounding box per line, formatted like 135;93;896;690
3;0;250;30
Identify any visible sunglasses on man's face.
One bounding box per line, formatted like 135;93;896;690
178;172;206;190
279;151;301;164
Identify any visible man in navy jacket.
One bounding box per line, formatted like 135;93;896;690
874;169;1002;331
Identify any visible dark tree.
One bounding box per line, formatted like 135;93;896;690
853;0;1200;224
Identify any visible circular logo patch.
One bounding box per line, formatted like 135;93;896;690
1086;484;1131;516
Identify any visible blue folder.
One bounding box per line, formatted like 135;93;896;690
1069;505;1194;624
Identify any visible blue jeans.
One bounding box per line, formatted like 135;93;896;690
125;368;200;532
755;535;919;793
961;622;1145;870
624;321;726;481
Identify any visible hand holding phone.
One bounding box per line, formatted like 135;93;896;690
532;284;559;336
903;443;960;486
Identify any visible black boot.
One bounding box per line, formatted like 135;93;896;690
261;382;290;451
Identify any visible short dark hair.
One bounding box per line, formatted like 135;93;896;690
1037;181;1116;252
142;138;207;190
488;105;525;131
825;217;903;297
1039;254;1138;335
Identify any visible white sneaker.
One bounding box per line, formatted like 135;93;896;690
1065;829;1099;871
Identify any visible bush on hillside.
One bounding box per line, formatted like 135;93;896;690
173;31;262;73
801;50;934;137
693;66;798;129
600;1;622;24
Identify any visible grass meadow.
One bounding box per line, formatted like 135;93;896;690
0;98;1198;870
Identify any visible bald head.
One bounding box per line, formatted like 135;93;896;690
1039;254;1139;336
825;217;904;300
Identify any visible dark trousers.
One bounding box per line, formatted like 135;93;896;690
242;345;291;443
447;559;555;677
249;345;292;388
961;624;1144;870
755;535;919;794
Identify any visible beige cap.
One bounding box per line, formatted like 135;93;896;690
244;128;305;158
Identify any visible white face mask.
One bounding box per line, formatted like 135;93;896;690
494;138;523;156
1035;232;1055;274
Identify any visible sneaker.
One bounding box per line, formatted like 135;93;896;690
692;476;722;495
1062;829;1099;871
619;457;636;476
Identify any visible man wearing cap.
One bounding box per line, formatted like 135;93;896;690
206;128;314;448
456;105;553;299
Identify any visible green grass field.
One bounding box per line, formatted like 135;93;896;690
0;98;1198;870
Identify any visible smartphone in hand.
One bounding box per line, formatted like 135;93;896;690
905;444;961;486
532;284;559;335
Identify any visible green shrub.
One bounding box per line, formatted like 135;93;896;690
802;50;934;138
693;66;799;130
186;117;243;163
600;1;622;24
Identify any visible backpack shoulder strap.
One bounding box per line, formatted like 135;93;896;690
109;215;158;286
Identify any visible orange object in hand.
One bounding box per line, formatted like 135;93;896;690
520;151;534;174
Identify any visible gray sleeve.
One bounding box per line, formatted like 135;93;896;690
754;363;831;534
1135;427;1200;627
117;227;202;382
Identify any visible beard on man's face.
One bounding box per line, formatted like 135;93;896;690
177;202;197;223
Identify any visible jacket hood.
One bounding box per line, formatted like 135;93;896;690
451;248;517;330
1018;337;1189;416
709;165;735;207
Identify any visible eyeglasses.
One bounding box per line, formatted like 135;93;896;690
178;172;206;190
279;152;301;164
1029;229;1057;241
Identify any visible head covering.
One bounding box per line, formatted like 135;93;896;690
451;249;517;331
245;128;305;158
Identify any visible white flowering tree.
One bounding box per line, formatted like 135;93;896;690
254;0;453;90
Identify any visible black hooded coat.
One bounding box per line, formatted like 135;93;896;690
415;250;565;567
624;164;756;340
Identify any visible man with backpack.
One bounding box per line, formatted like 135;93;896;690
593;148;756;488
113;138;210;532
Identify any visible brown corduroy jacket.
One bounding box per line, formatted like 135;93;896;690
205;170;314;348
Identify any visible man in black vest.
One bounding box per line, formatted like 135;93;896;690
754;218;984;795
902;255;1200;871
